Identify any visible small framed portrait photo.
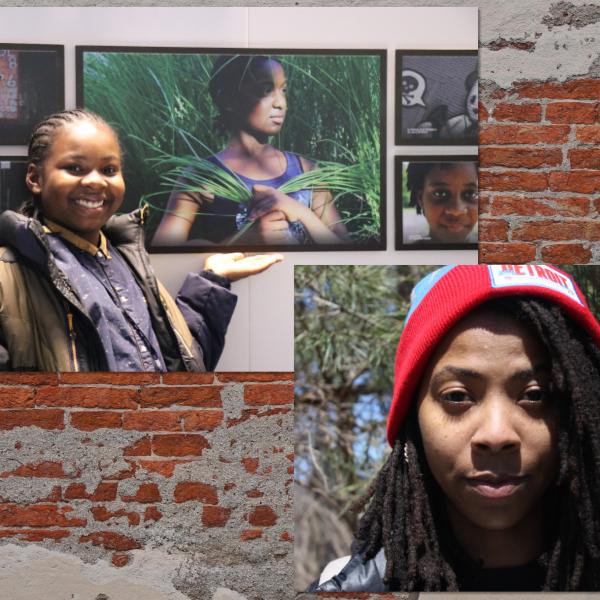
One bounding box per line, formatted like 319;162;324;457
0;156;28;214
396;50;478;146
0;44;64;145
395;155;478;250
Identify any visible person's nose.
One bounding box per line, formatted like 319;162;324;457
272;89;286;110
471;397;521;454
80;169;107;189
443;196;468;216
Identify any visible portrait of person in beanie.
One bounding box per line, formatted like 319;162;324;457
298;264;600;592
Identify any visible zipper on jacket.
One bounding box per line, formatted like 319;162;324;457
66;312;80;372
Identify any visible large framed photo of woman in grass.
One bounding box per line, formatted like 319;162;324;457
76;47;386;252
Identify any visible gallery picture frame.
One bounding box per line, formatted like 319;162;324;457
0;44;65;146
395;154;479;251
0;155;28;214
76;45;387;253
395;49;478;146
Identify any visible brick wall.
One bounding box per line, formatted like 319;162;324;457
0;372;294;600
479;80;600;265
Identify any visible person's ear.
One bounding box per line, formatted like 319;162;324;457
25;164;42;195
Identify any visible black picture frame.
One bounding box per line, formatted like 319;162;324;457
76;46;387;253
395;155;479;250
0;156;28;214
395;50;478;146
0;44;64;145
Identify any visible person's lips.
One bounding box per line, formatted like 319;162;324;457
73;195;108;210
465;474;528;499
269;114;285;125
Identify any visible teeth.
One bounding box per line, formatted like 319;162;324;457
75;198;104;209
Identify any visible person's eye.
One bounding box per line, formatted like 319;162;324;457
282;86;288;95
520;387;546;403
432;190;450;202
463;189;479;203
64;164;83;174
439;389;472;404
103;165;119;176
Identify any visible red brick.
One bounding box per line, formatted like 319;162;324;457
479;243;537;264
59;372;158;385
160;373;214;385
36;387;138;409
152;434;210;457
541;244;592;263
513;220;600;241
0;461;70;479
0;504;86;527
569;148;600;169
547;102;597;124
479;101;489;122
227;407;291;428
174;482;218;504
182;410;223;431
123;411;181;432
70;411;122;431
480;124;569;145
111;553;131;567
280;531;293;542
480;147;562;169
103;461;137;481
123;437;152;457
138;459;189;477
493;103;542;122
480;171;548;192
549;171;600;193
516;78;600;100
144;506;162;522
91;506;140;526
246;489;264;498
576;125;600;144
244;384;293;406
0;528;70;542
216;372;294;382
0;373;58;385
493;195;590;217
41;486;63;502
242;458;259;474
79;531;141;551
122;483;161;503
0;388;34;408
0;410;64;430
202;505;231;527
479;219;509;242
140;387;221;408
479;193;491;215
240;529;262;541
247;505;277;527
65;482;118;502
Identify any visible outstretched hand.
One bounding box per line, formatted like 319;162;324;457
204;252;284;282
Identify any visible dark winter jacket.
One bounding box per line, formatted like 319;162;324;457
0;209;236;371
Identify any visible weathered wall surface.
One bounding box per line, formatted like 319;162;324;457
0;373;293;600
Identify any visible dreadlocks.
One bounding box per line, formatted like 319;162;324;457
353;296;600;591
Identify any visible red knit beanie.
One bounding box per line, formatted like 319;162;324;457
387;264;600;446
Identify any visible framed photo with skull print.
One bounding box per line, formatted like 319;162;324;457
395;50;478;146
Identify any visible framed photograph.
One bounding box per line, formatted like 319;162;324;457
0;156;28;213
395;155;478;250
76;46;386;253
0;44;64;145
396;50;478;145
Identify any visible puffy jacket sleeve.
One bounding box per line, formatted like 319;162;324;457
175;270;237;371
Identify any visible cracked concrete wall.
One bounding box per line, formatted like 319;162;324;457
0;373;293;600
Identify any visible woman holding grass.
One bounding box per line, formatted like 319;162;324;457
152;54;348;247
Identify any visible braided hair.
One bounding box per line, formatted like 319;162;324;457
22;109;116;218
354;296;600;591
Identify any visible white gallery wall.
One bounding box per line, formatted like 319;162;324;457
0;7;478;370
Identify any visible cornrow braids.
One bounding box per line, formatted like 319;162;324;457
353;296;600;591
21;109;116;218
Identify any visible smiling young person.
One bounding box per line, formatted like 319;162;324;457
0;108;280;371
152;54;347;247
406;161;478;244
309;264;600;592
